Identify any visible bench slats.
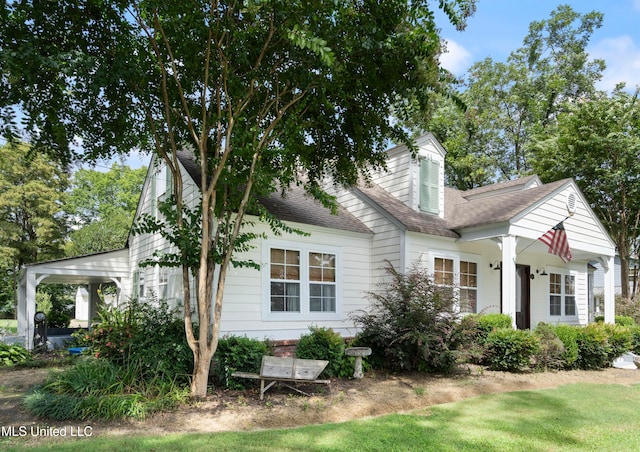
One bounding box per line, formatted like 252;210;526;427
232;356;330;399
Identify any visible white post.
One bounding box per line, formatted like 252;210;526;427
501;235;518;329
25;271;37;350
603;255;615;323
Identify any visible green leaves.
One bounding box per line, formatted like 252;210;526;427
287;24;335;66
0;343;30;367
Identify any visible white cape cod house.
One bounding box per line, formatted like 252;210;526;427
17;133;616;347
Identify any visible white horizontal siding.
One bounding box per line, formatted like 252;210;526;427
513;185;614;256
373;150;412;206
218;220;371;340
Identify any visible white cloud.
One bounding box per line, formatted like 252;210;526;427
439;38;472;76
589;35;640;92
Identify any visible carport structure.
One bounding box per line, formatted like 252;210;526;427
16;249;129;349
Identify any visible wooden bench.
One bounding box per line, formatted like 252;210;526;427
232;356;331;400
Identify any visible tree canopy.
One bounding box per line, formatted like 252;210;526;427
1;0;476;396
531;86;640;299
65;163;147;256
0;143;68;315
421;5;605;188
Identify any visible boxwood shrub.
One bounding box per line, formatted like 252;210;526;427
552;324;580;369
484;328;539;372
296;326;348;378
212;335;272;389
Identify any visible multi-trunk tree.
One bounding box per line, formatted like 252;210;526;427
1;0;476;396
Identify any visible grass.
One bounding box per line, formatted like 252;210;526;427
0;319;17;334
3;382;640;451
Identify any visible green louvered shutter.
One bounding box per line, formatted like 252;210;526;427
420;159;439;214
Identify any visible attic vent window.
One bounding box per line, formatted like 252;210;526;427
566;193;576;215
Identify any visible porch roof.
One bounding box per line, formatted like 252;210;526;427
19;248;130;285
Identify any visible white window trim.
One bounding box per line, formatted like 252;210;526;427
547;268;579;320
428;250;480;314
157;266;168;301
262;239;342;321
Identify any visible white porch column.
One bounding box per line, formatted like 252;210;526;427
501;235;518;329
24;271;37;350
603;255;615;323
17;272;28;348
88;284;101;328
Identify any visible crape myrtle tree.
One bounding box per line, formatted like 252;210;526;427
1;0;476;396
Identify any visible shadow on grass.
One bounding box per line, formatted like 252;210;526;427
4;383;640;451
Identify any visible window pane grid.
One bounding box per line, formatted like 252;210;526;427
310;284;336;312
459;261;477;313
270;282;300;312
549;273;576;317
269;248;337;314
550;295;561;316
434;258;454;285
270;249;300;281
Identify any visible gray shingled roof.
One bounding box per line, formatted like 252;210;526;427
447;178;571;229
354;177;571;236
176;151;371;234
460;175;541;199
354;183;460;238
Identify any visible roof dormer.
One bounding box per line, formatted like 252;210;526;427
412;134;446;219
368;133;446;219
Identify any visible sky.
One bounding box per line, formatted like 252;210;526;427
436;0;640;92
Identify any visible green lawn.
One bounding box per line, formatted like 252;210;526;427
0;319;17;333
3;382;639;451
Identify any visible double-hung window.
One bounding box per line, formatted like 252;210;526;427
549;273;576;317
309;252;336;312
265;242;340;320
433;256;478;313
459;261;478;313
270;249;301;312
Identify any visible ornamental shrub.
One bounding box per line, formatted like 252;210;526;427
351;262;463;373
552;324;580;369
457;313;514;365
83;297;192;383
484;328;539;372
615;315;635;327
630;325;640;354
476;313;513;338
602;323;632;361
212;335;271;389
576;323;610;370
296;326;349;378
533;323;566;370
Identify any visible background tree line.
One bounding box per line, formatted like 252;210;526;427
0;142;146;318
416;5;640;300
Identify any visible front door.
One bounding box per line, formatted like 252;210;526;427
516;265;531;330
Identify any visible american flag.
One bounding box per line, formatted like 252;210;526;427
538;222;572;263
